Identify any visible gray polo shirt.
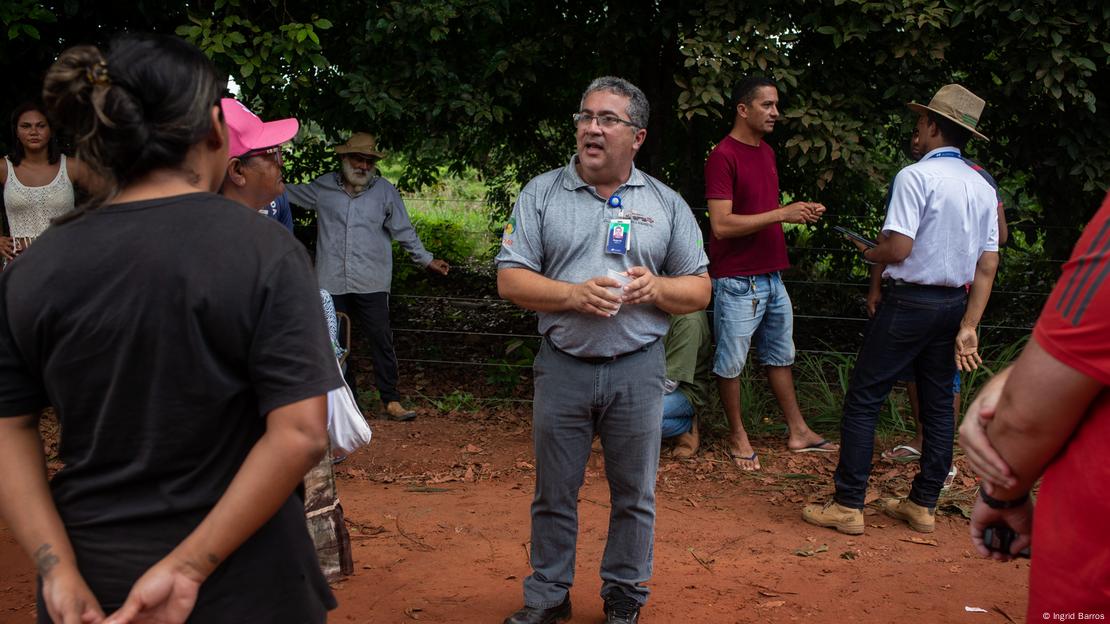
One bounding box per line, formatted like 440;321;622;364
496;158;709;358
287;173;433;295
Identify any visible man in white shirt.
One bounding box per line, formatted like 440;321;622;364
803;84;1000;535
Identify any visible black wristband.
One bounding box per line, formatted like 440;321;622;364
979;487;1029;509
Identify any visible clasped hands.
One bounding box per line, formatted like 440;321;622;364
781;201;825;225
570;266;657;317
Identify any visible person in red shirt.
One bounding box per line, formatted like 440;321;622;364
704;76;834;470
960;191;1110;617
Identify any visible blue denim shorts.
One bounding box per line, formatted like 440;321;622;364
712;272;795;378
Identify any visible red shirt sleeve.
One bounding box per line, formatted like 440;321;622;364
1033;191;1110;387
704;144;735;201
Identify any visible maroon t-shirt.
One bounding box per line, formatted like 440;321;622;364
704;135;789;277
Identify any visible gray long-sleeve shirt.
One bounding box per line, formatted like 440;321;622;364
287;173;433;294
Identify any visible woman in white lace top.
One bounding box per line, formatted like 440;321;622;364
1;101;96;261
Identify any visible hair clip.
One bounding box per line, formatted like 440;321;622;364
86;62;110;87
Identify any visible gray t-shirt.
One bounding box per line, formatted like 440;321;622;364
496;158;709;357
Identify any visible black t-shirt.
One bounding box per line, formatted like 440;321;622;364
0;193;342;621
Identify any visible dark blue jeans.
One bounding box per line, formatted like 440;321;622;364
834;283;967;510
331;292;400;405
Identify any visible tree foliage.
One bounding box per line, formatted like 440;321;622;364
4;0;1109;263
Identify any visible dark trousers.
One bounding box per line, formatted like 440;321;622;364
331;292;400;405
524;339;664;608
833;283;967;510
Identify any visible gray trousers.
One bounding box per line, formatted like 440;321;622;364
523;338;664;608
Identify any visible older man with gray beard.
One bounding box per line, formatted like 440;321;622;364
287;133;449;421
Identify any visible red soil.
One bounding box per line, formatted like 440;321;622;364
0;408;1028;623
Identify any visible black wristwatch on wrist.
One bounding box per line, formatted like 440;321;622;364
979;487;1029;509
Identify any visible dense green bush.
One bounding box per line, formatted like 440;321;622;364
390;210;498;293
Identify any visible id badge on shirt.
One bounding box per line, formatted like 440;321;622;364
606;218;631;255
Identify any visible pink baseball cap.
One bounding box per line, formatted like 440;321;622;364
221;98;299;159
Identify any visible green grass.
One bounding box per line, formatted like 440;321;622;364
377;159;499;285
417;390;480;414
697;334;1027;445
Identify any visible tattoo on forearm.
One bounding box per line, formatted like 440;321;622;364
33;543;60;576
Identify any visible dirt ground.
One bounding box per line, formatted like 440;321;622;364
0;407;1029;624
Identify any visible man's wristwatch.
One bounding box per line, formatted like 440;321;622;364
979;487;1030;509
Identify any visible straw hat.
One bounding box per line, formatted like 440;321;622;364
907;84;988;142
334;132;386;158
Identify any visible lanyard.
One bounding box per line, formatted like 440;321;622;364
928;151;962;160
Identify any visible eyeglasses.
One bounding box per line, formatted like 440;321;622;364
572;112;640;130
240;145;284;166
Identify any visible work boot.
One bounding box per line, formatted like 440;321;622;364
502;596;571;624
801;499;865;535
383;401;416;422
672;419;699;459
881;497;935;533
603;594;641;624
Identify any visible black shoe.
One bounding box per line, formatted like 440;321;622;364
603;595;640;624
502;596;571;624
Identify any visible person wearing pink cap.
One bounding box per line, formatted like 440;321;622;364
219;97;297;215
220;98;356;581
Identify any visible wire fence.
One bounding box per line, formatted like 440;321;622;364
383;293;1035;383
389;199;1059;384
371;192;1073;412
391;295;1039;332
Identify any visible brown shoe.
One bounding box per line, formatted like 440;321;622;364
802;500;865;535
672;420;699;459
881;497;935;533
383;401;416;422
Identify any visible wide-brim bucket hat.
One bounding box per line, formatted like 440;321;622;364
334;132;386;159
907;84;988;142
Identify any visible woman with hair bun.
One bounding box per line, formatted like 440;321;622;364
0;34;341;624
0;101;97;261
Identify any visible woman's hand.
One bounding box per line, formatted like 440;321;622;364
103;554;205;624
40;563;105;624
1;236;14;260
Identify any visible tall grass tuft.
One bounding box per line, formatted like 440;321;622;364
696;334;1030;445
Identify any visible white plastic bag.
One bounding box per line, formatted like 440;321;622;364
327;362;372;456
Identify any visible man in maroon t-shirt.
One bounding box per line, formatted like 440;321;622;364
705;76;835;471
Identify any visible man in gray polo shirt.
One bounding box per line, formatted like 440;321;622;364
496;76;710;624
287;133;449;421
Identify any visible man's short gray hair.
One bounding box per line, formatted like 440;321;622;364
580;76;650;129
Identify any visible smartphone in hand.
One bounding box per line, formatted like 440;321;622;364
983;525;1031;559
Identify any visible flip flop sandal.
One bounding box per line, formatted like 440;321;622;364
730;451;761;471
791;438;838;454
941;464;958;491
881;444;922;463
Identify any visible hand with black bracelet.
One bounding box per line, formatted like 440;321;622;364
969;488;1033;561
